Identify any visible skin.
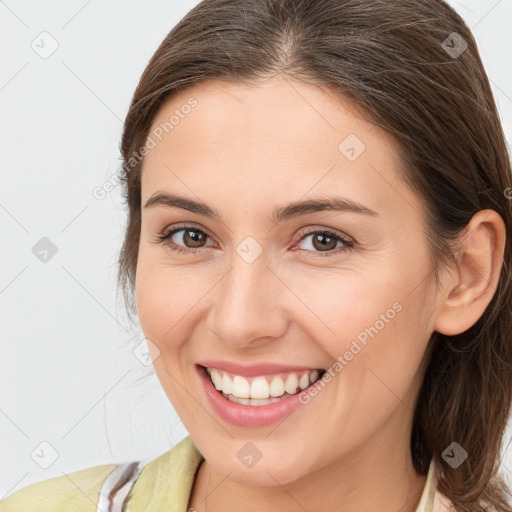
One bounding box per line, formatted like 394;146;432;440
135;75;506;512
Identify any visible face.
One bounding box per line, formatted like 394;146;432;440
135;76;441;486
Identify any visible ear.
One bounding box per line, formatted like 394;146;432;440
433;209;506;336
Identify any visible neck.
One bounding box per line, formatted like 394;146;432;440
189;413;428;512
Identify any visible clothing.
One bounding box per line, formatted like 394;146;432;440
0;435;453;511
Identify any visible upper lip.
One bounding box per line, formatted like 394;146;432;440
197;359;324;377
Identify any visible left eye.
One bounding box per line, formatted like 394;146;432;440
154;226;355;257
295;230;354;256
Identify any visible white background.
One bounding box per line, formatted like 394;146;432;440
1;0;511;499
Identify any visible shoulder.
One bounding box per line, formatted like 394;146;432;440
0;436;204;512
0;463;117;512
433;489;456;512
434;490;502;512
433;482;502;512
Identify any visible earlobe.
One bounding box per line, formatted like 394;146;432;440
433;209;506;336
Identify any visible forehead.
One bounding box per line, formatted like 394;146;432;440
140;76;421;222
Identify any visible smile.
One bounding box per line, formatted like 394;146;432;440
206;366;324;405
196;363;327;427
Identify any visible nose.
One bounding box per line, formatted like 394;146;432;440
206;249;289;349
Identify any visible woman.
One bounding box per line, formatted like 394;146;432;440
2;0;511;511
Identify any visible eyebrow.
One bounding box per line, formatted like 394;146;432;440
143;191;379;222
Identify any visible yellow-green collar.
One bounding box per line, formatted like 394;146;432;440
127;436;204;512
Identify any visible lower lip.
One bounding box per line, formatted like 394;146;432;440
196;365;311;428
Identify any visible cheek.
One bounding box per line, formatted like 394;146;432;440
134;258;204;412
135;240;206;338
134;254;224;384
289;263;432;400
136;266;194;344
286;266;402;355
287;273;432;454
292;249;434;362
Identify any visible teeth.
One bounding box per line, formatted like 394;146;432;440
270;376;285;397
299;372;310;390
284;373;299;394
211;369;222;390
205;366;322;401
250;377;270;399
222;372;233;395
232;375;250;398
227;394;282;406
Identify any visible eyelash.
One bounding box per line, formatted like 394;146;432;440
153;223;355;258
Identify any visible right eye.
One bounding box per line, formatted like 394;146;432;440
154;224;216;254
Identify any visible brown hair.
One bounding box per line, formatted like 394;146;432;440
117;0;512;509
